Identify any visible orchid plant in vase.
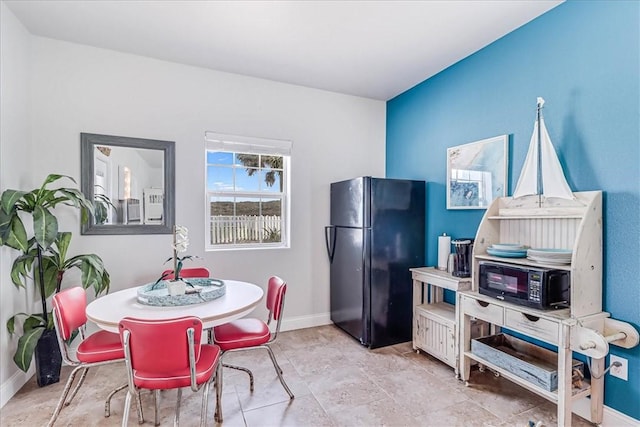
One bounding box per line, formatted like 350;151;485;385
156;225;196;295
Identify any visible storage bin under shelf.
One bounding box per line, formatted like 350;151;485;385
463;350;591;402
471;333;583;392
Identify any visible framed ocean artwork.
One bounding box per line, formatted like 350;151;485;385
447;135;508;209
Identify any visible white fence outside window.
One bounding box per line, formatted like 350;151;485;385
210;215;281;244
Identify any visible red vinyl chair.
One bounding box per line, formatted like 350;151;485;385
49;287;136;426
119;316;221;427
212;276;294;422
160;267;210;280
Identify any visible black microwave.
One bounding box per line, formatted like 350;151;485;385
478;261;570;310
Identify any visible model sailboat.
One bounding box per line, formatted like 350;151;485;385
512;98;574;203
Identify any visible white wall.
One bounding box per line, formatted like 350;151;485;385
0;2;36;407
1;28;386;403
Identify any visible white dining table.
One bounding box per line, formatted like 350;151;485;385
86;279;264;333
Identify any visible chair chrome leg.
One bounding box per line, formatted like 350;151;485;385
105;383;128;417
65;367;89;406
265;346;294;399
222;362;255;392
214;363;223;423
154;390;161;426
174;388;182;426
122;390;132;427
47;365;83;427
135;391;144;424
263;345;284;374
200;379;212;427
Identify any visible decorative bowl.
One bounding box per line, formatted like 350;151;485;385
137;278;226;306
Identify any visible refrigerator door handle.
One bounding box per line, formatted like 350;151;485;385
325;226;336;262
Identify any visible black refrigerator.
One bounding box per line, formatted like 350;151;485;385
325;177;425;348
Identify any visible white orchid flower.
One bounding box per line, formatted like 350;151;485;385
175;225;189;237
173;241;189;253
173;225;189;253
152;224;198;284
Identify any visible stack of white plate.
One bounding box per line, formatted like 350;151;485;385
486;243;527;258
527;248;572;265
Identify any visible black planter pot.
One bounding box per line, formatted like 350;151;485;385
35;329;62;387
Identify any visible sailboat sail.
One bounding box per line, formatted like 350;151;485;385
513;98;574;200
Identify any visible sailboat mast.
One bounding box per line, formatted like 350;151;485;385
536;101;543;207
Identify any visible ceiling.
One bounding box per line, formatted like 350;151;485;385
5;1;563;101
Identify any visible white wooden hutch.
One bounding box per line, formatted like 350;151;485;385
456;191;638;426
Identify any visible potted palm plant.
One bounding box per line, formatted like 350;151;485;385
0;174;110;386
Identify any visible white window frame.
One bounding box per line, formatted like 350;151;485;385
204;131;291;251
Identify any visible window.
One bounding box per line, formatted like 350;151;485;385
205;132;291;250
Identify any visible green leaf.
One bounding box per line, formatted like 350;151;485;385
13;327;44;372
32;205;58;249
45;196;71;208
59;188;92;207
46;312;55;330
37;190;56;206
54;232;72;262
61;188;95;220
74;255;109;295
69;252;101;270
0;190;26;214
80;207;89;225
79;260;100;290
58;186;88;202
3;216;29;252
23;314;46;331
20;190;37;210
66;329;79;346
101;270;111;295
10;253;36;288
40;257;60;298
42;174;75;189
6;313;45;334
94;202;107;224
7;316;16;334
94;193;116;209
0;207;14;240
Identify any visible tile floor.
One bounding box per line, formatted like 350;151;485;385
1;325;593;426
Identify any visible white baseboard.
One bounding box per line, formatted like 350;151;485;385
573;397;639;427
0;365;34;408
280;311;331;332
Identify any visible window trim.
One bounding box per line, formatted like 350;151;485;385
204;132;291;251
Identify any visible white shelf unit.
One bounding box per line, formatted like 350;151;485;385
458;191;607;427
411;267;471;376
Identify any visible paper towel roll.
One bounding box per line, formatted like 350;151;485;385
438;233;451;271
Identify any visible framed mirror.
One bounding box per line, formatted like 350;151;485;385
80;133;175;235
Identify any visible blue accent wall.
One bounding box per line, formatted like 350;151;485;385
386;0;639;420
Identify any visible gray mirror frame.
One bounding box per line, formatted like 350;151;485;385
80;133;175;235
